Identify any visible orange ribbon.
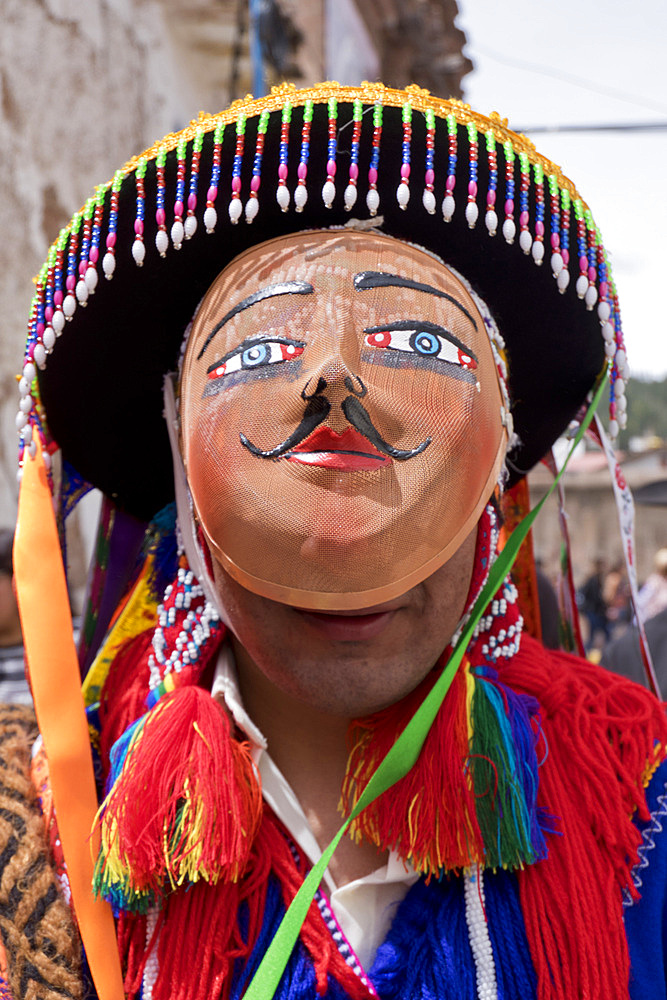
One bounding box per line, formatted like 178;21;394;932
14;441;125;1000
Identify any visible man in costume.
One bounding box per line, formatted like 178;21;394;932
10;83;667;1000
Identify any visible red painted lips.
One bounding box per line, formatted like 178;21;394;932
286;426;390;470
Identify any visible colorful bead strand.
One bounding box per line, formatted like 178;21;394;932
87;190;105;294
442;112;457;222
276;102;292;212
132;158;148;267
155;149;169;256
584;209;598;309
366;102;383;216
422;108;436;215
344;98;363;211
294;101;313;213
573;199;588;299
322;97;338;209
229;113;246;224
484;130;498;235
465;122;478;228
204;121;225;234
548;174;564;279
185;128;204;239
502;140;516;243
171;137;188;249
558;188;571;292
245;109;270;223
63;212;82;319
518;152;531;254
531;163;545;265
396;101;412;210
41;252;56;352
76;199;94;304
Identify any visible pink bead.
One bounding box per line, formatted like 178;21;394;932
297;162;307;180
174;200;184;218
89;247;99;264
535;221;544;237
562;249;569;266
232;176;242;193
79;261;87;277
519;211;529;227
350;163;359;180
579;255;588;272
278;164;288;180
505;199;514;214
188;193;197;211
609;401;617;418
156;208;166;225
487;189;496;206
446;175;456;192
327;159;337;176
588;265;596;282
207;185;218;201
106;232;116;248
44;306;53;321
134;219;144;235
599;281;608;298
401;164;410;179
551;233;560;249
66;275;75;291
36;322;45;337
425;169;435;185
468;180;477;197
250;175;261;192
27;344;35;361
368;167;378;184
54;291;63;306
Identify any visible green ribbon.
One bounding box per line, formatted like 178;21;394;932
243;378;606;999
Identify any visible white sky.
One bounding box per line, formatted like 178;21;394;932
456;0;667;379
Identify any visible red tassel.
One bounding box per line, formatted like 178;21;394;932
99;685;263;895
99;629;154;772
505;634;667;1000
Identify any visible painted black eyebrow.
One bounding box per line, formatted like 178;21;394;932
354;271;478;330
196;281;314;360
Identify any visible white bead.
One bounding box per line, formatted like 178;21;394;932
228;197;243;224
465;201;478;228
614;376;625;397
556;267;570;295
575;274;588;299
15;411;27;430
63;293;76;317
366;189;380;216
615;348;627;370
597;301;611;322
619;411;628;429
28;440;37;459
76;278;89;304
23;362;36;383
22;423;32;444
519;229;532;254
344;183;357;210
585;284;598;310
485;208;498;235
34;343;47;369
132;238;146;266
276;185;290;212
184;214;198;239
43;327;56;350
604;339;616;358
16;467;22;483
442;194;455;221
171;219;184;249
396;182;410;209
155;229;169;256
204;205;217;233
609;418;619;439
53;309;65;334
85;264;98;293
532;240;544;265
550;252;564;276
422;189;436;215
294;185;308;212
617;393;627;413
42;450;51;470
245;195;260;222
18;377;30;396
502;217;516;244
322;180;336;208
103;251;117;279
602;321;615;343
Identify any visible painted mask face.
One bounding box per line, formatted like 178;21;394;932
180;231;508;610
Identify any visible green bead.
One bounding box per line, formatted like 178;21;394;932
258;109;270;133
156;149;167;168
281;103;292;124
328;97;337;118
113;169;124;191
213;122;225;144
84;197;96;219
402;102;412;123
136;157;148;180
194;128;204;152
533;163;544;184
373;103;383;127
303;101;313;124
485;130;496;151
573;198;584;219
503;139;515;162
426;109;435;130
561;189;571;211
353;99;363;121
236;113;247;135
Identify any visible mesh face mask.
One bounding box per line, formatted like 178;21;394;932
179;230;510;610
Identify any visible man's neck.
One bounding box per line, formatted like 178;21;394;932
232;636;388;886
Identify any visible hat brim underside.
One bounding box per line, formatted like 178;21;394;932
39;99;605;522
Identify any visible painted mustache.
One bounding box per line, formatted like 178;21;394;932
240;394;431;462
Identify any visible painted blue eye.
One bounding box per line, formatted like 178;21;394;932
410;330;440;356
241;343;269;367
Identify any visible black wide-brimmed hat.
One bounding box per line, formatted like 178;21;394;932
18;82;626;522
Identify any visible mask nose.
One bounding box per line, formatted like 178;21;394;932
302;361;366;431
